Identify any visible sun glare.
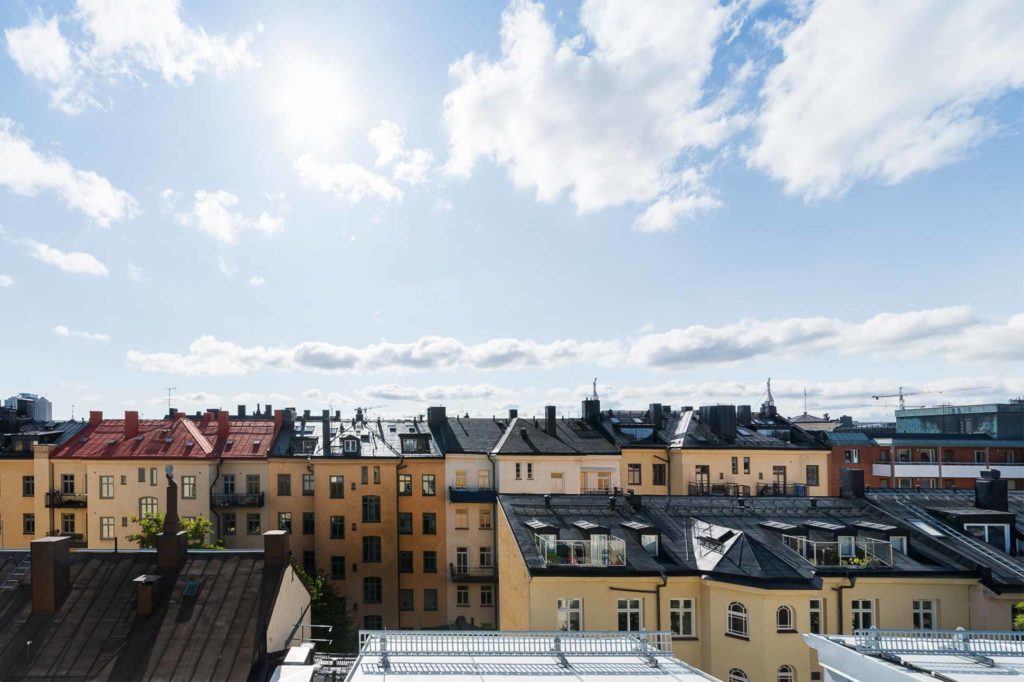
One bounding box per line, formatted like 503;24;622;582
270;54;355;151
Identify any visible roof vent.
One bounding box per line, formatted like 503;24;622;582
107;439;117;445
253;439;261;446
135;435;144;442
185;439;194;447
164;437;173;444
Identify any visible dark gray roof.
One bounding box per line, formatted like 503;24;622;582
0;419;86;457
820;431;877;446
271;414;442;458
431;417;509;454
671;410;826;450
597;410;680;447
0;549;288;681
494;416;619;455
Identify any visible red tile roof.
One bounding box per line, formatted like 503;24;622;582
51;413;276;460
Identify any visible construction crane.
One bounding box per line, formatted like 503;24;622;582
871;386;990;411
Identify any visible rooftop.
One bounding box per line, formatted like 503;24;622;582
272;410;442;458
669;405;826;450
493;414;619;456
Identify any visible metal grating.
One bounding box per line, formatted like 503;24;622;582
854;628;1024;656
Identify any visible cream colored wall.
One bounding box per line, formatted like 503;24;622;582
216;460;270;549
676;448;831;495
42;458;87;540
266;564;312;653
619;448;671;496
968;583;1023;630
445;453;497;626
0;458;36;548
496;455;620;494
496;501;530;630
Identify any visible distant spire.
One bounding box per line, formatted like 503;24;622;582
803;387;807;415
592;378;599;400
766;377;775;407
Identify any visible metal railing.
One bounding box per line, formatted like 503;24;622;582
688;482;751;497
448;486;497;503
755;482;809;497
210;492;265;507
44;492;88;508
538;536;626;567
783;535;893;567
449;563;497;581
854;628;1024;656
579;487;619;495
357;630;674;656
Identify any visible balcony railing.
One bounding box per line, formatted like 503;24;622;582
538;536;626;567
44;492;88;508
211;492;265;507
783;535;893;568
688;482;751;497
755;482;809;497
854;628;1024;656
579;487;619;495
448;486;497;503
449;563;498;582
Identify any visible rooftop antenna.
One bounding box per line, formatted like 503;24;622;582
164;387;176;414
765;378;775;407
803;387;807;415
592;378;599;400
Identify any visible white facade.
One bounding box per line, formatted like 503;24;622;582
444;452;498;627
496;455;621;494
4;393;52;421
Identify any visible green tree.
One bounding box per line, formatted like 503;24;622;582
126;513;223;549
294;566;355;653
1014;602;1024;631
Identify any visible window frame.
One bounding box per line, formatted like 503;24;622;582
913;599;936;630
330;515;345;539
397;473;413;496
139;496;159;517
181;475;196;499
362;495;381;523
776;604;795;632
302;473;315;496
726;602;749;638
809;598;823;635
421;474;436;496
627;463;642;485
669;598;695;638
329;475;345;499
22;475;34;497
277;473;292;497
100;516;115;540
616;598;643;632
556;598;582;631
653;463;666;486
851;599;875;630
99;475;114;499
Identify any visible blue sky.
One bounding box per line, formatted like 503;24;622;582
0;0;1021;421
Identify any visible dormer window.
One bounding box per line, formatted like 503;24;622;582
344;439;358;453
401;435;429;454
641;533;659;556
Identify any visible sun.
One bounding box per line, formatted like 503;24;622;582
269;53;356;151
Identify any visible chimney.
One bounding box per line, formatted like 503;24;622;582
133;574;162;616
217;410;230;440
169;407;178;418
89;410;103;426
648;403;663;426
736;405;752;427
265;404;273;418
156;468;187;570
303;409;311;420
263;530;290;566
839;468;865;499
581;399;600;425
427;406;447;430
976;470;1008;512
125;410;139;439
237;404;247;418
31;536;71;614
545;406;557;436
322;410;332;457
508;409;518;420
335;410;341;420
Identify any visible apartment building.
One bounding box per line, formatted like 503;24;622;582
495;470;1023;682
594;401;675;496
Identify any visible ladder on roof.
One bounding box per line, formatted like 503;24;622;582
0;555;30;590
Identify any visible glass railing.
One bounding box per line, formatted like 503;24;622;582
537;536;626;567
783;535;893;567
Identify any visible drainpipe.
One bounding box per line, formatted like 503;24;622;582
209;459;223;539
655;454;670;495
609;572;668;631
831;575;856;635
395;453;407;629
487;449;499;628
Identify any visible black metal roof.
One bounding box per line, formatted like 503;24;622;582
431;416;509;454
493;416;619;456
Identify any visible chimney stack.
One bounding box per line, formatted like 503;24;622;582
976;469;1009;512
839;468;865;499
265;404;273;418
217;410;230;440
169;407;178;418
89;410;103;426
125;410;139;439
581;398;600;425
263;530;290;566
508;408;518;420
545;405;557;436
237;404;247;418
427;406;447;430
156;468;187;570
322;410;332;456
648;403;663;426
133;574;162;616
31;536;71;613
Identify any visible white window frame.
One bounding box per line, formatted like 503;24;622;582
139;496;159;517
455;470;468;489
100;516;115;540
557;598;582;631
455;509;469;530
479;509;492;530
890;536;908;554
669;598;695;637
776;605;795;632
527;463;534;480
809;598;823;634
477;469;491;489
851;599;875;630
777;665;795;682
515;463;522;480
617;598;643;632
838;535;856;559
912;599;936;630
844;449;860;464
727;602;748;638
728;670;749;682
964;523;1011;552
641;533;659;556
456;585;470;607
479;546;493;568
344;439;358;453
480;584;494;606
550;471;564;493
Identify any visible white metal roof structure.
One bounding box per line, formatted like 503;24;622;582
805;629;1024;681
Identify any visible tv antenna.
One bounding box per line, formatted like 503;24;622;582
164;387;176;413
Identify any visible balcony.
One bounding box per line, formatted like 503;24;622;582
538;536;626;568
211;492;265;507
448;486;496;503
872;462;1024;480
783;534;893;568
47;531;86;548
449;563;498;583
688;482;751;497
580;487;620;495
44;492;88;508
755;482;810;497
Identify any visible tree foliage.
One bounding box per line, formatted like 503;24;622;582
294;565;356;653
126;513;223;549
1014;602;1024;631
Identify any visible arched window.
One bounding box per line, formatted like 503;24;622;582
726;602;748;638
139;496;158;517
778;665;795;682
776;605;795;631
728;669;748;682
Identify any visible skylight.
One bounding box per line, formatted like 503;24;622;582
910;520;946;537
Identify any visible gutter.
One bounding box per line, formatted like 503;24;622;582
395;450;407;629
487;447;500;628
209;458;223;538
831;575;856;635
609;572;668;631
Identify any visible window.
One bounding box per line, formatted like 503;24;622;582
727;602;748;638
423;551;437;573
361;466;368;484
150;468;158;486
455;470;468;489
399;551;413;573
181;475;196;499
897;477;912;489
23;513;35;534
478;470;491;489
363;577;382;603
222;474;236;494
777;665;795;682
851;599;874;630
527;463;534;480
731;457;738;475
743;457;750;474
964;523;1010;552
879;449;891;462
422;512;437;534
97;475;114;499
456;585;470;606
246;513;261;535
617;599;642;631
398;473;412;496
480;546;493;567
479;509;492;529
22;475;34;497
363;536;381;562
421;474;436;496
728;670;748;682
806;465;820;487
653;463;666;486
303;512;315;535
222;512;236;535
809;599;823;634
399;589;414;611
974;450;986;463
362;495;381;522
329;475;344;498
398;512;412;534
330;556;345;579
138;467;146;483
61;473;75;495
278;512;292;533
277;474;291;496
777;605;795;632
401;435;428;454
61;513;75;534
100;517;115;540
343;439;357;454
557;598;582;631
551;472;564;492
890;536;907;554
515;463;522;480
844;449;860;464
913;599;936;629
455;509;469;529
424;589;438;611
297;473;313;497
481;584;494;606
363;615;383;630
330;516;345;539
373;466;380;484
456;547;469;573
139;496;158;517
303;551;316;575
670;599;695;637
897;449;911;462
838;535;855;559
245;474;260;494
627;464;642;485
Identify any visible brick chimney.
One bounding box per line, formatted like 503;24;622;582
263;530;290;566
89;410;103;426
133;574;162;616
274;409;284;431
156;467;187;570
545;405;557;437
217;410;230;440
125;410;139;439
322;410;332;456
31;535;71;614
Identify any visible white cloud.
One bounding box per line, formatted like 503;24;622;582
362;383;506;402
176;190;283;244
249;275;265;287
127;263;150;283
368;119;435;185
294;154;404;204
443;0;744;228
633;169;722;233
27;240;109;276
302;388;322;399
434;197;453;212
158;187;179;213
53;324;110;341
0;118;139;226
216;255;236;279
749;1;1024;200
0;274;12;287
5;0;258;114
